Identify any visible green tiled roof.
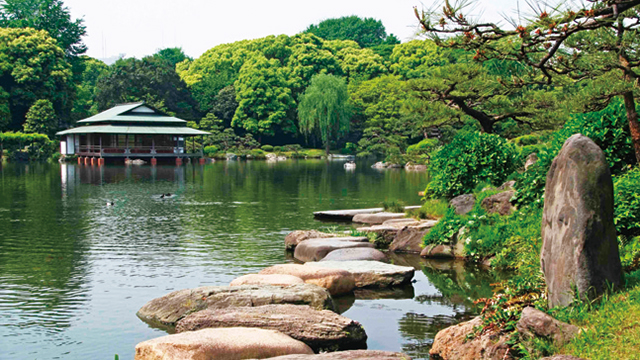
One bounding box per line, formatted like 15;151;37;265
56;125;209;136
75;103;186;124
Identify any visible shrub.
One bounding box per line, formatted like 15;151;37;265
303;149;324;158
341;142;357;155
426;131;517;198
381;200;405;213
406;138;439;154
261;144;274;152
273;146;283;153
511;131;553;147
614;167;640;240
249;148;266;159
513;99;636;208
423;208;465;246
203;145;219;156
284;144;303;154
0;131;55;161
409;199;449;219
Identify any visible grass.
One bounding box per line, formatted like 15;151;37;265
381;200;406;213
408;198;449;219
550;272;640;360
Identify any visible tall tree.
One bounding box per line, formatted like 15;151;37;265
298;74;351;155
304;15;400;48
95;56;199;120
0;27;73;130
23;99;57;137
153;47;192;68
415;0;640;162
0;0;86;57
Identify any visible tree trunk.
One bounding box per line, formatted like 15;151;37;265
452;98;494;133
623;91;640;164
325;141;330;157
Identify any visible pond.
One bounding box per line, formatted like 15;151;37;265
0;160;502;359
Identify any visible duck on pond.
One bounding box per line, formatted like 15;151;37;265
344;161;356;170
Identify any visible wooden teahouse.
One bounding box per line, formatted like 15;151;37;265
56;102;210;165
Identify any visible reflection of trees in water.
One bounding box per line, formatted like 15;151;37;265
420;259;505;309
0;163;90;332
398;312;476;359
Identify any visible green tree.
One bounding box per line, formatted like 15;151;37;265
304;15;400;48
415;0;640;162
23;99;57;137
210;85;238;127
0;27;73;130
232;54;296;137
0;0;86;57
95;56;199;120
298;74;351;155
153;47;192;68
70;56;108;121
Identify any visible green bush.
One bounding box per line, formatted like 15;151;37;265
423;208;464;246
409;199;449;219
0;131;55;161
341;142;357;155
249;148;266;159
203;145;219;156
513;99;636;208
303;149;324;158
614;167;640;240
273;146;283;153
261;145;274;152
620;237;640;271
381;200;405;213
406;138;439;154
426;131;517;198
511;131;553;147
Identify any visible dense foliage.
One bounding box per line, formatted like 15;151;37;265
304;16;399;48
427;131;517;198
0;131;55;160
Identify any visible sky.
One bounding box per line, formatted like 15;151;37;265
62;0;526;62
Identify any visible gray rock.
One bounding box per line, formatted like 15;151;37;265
498;180;516;191
294;238;375;263
134;327;313;360
285;230;336;250
389;224;435;253
541;134;622;308
371;162;387;169
137;284;335;328
420;244;454;259
305;261;414;288
405;163;427;171
429;316;513;360
450;194;475;215
516;307;579;346
480;190;515;216
259;264;356;296
226;153;237;160
262;350;413;359
352;212;406;225
525;152;538;171
355;225;400;244
175;305;367;352
381;218;421;227
321;248;389;262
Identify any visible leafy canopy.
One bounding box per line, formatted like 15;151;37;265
304;15;399;48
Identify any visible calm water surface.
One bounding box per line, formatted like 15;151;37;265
0;160;500;359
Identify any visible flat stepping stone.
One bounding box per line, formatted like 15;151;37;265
313;207;420;221
285;230;337;250
134;327;313;360
381;218;421;227
259;264;355;296
321;248;388;263
294;238;374;263
175;305;367;352
305;261;415;288
137;284;335;328
261;350;413;359
230;274;305;287
352;212;406;225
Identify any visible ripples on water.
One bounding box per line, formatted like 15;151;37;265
0;161;501;359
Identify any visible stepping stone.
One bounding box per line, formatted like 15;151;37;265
294;238;374;263
261;350;414;359
259;264;355;296
313;207;420;221
175;305;367;352
285;230;337;250
321;248;388;262
230;274;304;287
137;284;335;328
305;261;414;288
134;327;313;360
352;212;406;225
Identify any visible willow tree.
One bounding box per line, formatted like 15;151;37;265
298;74;351;155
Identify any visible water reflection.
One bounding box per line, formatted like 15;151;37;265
0;160;500;360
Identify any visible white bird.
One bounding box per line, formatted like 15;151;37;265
344;161;356;169
107;201;115;206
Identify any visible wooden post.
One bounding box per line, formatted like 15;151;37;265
78;157;82;165
151;158;157;166
125;134;129;154
176;157;182;166
152;137;155;154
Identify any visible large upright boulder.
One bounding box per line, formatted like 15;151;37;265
541;134;622;308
